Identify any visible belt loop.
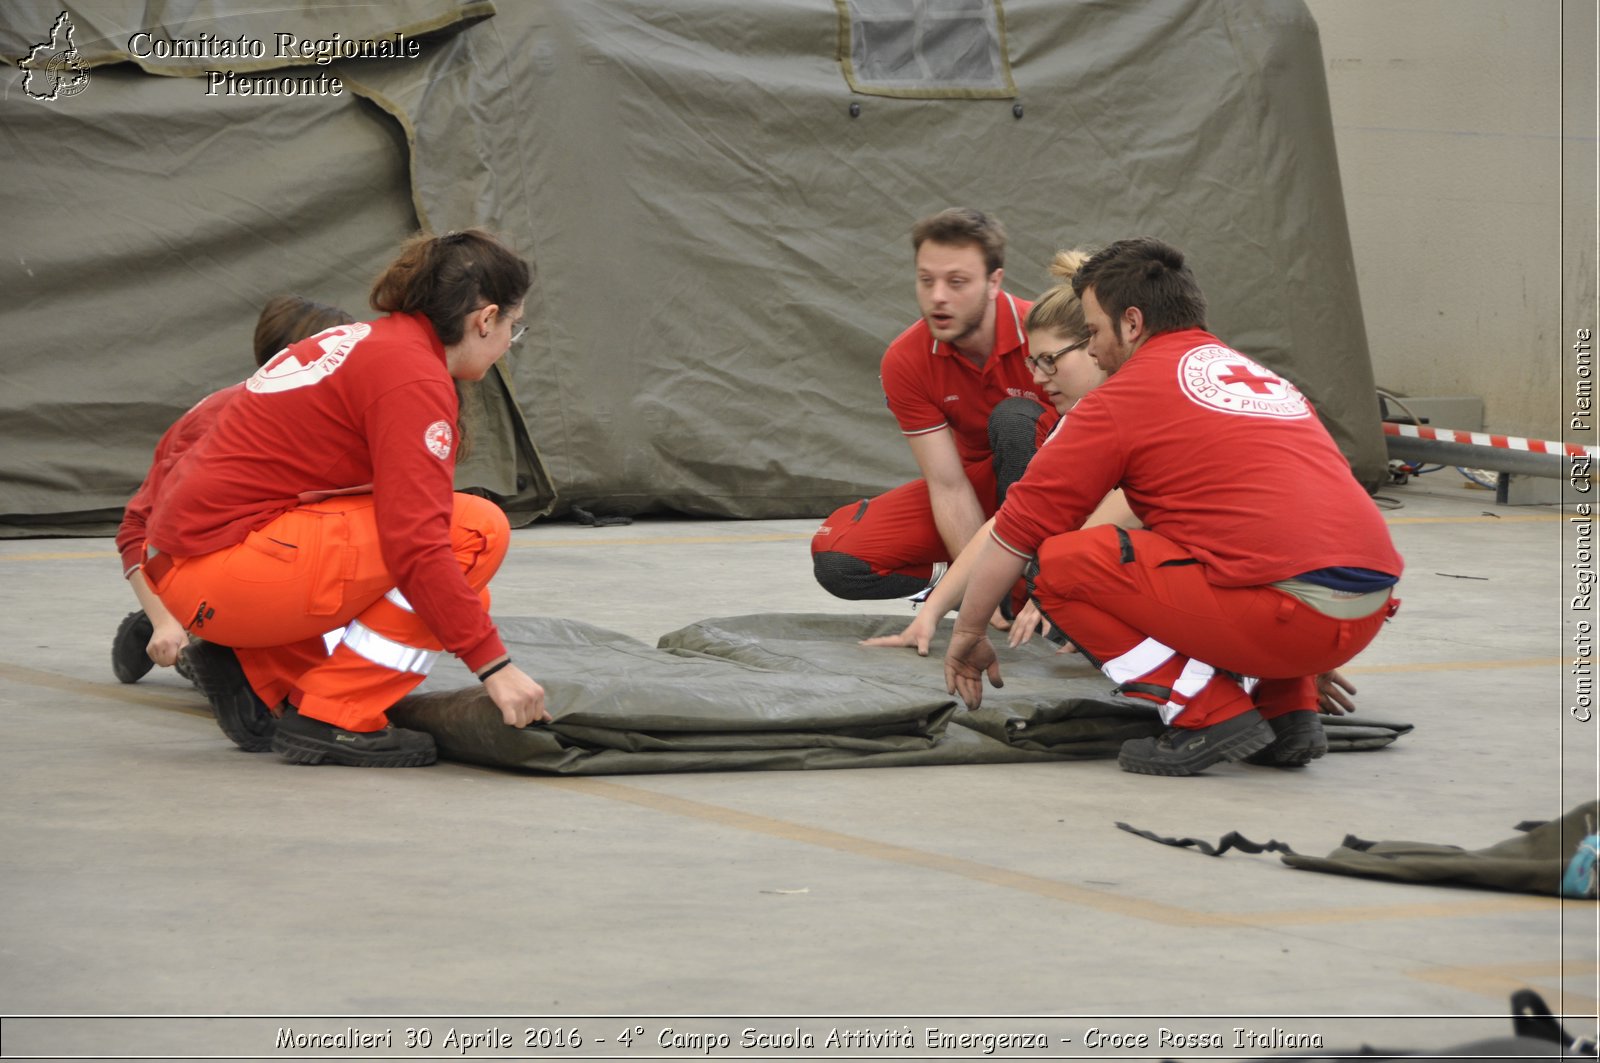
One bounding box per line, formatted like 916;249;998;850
1276;593;1297;621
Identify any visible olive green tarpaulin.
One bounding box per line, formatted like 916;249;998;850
1120;803;1598;898
1;0;1383;534
1279;802;1600;897
389;613;1412;775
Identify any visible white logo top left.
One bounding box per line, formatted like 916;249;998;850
20;11;91;101
248;323;372;394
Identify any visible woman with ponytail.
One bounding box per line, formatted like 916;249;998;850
144;230;549;767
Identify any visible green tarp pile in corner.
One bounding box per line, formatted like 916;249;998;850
1280;802;1600;897
1120;802;1599;898
390;613;1413;775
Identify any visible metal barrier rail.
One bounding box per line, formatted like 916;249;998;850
1383;422;1595;480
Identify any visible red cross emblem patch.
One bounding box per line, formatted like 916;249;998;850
1177;345;1309;420
424;419;454;459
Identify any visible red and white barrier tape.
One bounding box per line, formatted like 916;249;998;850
1383;421;1596;461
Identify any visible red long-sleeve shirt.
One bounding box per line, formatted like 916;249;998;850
117;385;241;576
147;313;505;670
993;328;1402;586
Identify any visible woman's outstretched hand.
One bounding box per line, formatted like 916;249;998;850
861;612;939;656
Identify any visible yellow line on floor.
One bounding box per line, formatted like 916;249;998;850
1245;895;1560;926
0;663;210;717
534;776;1563;929
0;533;815;562
510;532;813;550
1407;960;1599;1015
1342;657;1562;675
0;548;118;562
0;509;1560;562
1386;512;1566;524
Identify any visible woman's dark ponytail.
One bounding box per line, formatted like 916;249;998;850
370;229;531;344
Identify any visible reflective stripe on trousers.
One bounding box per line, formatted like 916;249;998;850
340;620;438;675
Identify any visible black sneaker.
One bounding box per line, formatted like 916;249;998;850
186;640;278;752
1118;709;1274;776
111;610;156;684
272;707;437;768
1243;710;1329;767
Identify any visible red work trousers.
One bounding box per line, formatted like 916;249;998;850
1029;525;1395;728
811;459;1000;585
150;493;509;732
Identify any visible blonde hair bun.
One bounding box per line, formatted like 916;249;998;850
1024;248;1093;335
1047;248;1091;283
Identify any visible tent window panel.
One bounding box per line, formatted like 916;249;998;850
858;18;922;80
838;0;1017;99
921;16;997;81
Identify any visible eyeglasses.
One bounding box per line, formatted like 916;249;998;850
473;303;527;345
1025;338;1089;377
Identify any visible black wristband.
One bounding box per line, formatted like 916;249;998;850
477;659;511;682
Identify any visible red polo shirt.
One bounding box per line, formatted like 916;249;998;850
880;291;1041;464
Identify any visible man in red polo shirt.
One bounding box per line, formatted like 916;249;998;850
811;208;1049;619
943;237;1402;776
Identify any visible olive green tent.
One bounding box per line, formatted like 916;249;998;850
0;0;1384;534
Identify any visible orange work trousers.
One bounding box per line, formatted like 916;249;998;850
1029;525;1396;728
150;493;509;731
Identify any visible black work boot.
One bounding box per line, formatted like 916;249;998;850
1243;710;1329;767
1118;709;1274;776
272;707;437;768
186;640;278;752
111;610;156;684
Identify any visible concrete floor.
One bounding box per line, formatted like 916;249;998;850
0;473;1594;1061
